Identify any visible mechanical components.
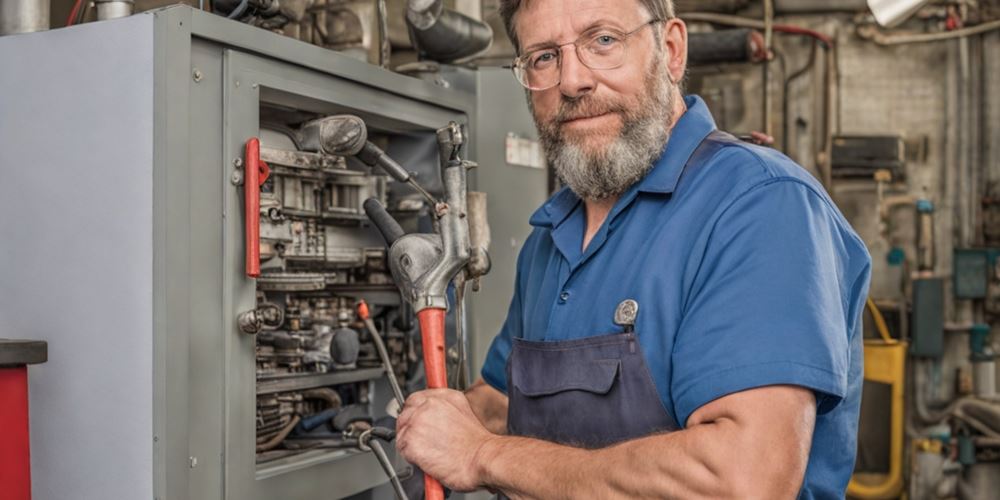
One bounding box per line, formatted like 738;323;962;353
243;114;424;467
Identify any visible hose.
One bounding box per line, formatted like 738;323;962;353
360;428;409;500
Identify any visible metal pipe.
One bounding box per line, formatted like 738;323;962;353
762;0;774;137
0;0;49;35
773;0;867;13
95;0;132;21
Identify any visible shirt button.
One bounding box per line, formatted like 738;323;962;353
559;291;570;303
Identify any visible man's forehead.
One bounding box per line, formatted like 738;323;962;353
516;0;648;49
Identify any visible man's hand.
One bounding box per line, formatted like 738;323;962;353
396;388;499;492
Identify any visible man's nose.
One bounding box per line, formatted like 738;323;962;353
557;45;596;99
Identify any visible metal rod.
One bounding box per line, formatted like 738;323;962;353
455;280;470;389
376;0;390;68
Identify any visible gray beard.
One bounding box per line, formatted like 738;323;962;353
534;59;676;201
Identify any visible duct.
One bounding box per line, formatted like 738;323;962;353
0;0;49;35
406;0;492;63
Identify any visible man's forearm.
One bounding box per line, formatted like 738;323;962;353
478;422;742;500
464;379;508;435
476;386;813;500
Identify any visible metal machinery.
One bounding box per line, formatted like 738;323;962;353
0;5;545;500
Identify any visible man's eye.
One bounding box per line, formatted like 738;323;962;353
595;35;619;46
531;51;558;69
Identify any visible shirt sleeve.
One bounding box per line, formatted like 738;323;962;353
671;178;869;427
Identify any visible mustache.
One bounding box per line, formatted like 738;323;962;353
553;96;630;124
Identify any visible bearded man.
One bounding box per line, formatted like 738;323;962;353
395;0;871;498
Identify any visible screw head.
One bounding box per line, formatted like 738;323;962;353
231;170;244;185
192;69;203;82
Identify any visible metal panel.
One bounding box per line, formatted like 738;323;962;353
468;68;548;378
0;15;156;500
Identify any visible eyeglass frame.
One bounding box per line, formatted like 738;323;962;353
504;19;665;91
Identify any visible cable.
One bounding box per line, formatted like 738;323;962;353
858;18;1000;45
66;0;84;26
358;300;407;410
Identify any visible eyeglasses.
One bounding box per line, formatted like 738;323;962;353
507;19;663;91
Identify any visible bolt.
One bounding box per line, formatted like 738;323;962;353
231;170;244;186
192;69;203;82
252;83;259;89
233;157;243;168
189;456;198;468
235;80;240;87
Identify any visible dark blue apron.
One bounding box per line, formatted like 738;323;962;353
504;130;737;448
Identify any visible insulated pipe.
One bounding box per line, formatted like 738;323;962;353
406;0;493;63
687;29;767;66
0;0;48;35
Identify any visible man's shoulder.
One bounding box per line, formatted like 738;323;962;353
690;133;827;197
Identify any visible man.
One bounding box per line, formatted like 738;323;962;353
396;0;871;498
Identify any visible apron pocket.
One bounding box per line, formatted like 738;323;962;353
513;357;621;397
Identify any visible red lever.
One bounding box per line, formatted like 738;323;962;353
417;307;448;500
244;138;270;278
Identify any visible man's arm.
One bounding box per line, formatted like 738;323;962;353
397;385;815;499
464;378;508;435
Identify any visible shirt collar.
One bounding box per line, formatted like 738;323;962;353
530;95;717;228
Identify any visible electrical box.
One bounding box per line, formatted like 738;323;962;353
0;7;545;500
911;278;945;358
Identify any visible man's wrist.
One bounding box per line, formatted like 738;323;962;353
472;433;507;489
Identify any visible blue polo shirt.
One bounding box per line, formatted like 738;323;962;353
481;95;871;498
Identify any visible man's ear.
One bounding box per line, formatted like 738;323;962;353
661;19;688;85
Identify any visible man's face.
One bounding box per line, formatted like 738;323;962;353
514;0;684;200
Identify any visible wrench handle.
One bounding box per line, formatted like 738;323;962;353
244;138;270;278
417;307;448;500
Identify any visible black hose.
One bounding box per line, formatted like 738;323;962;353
364;198;406;246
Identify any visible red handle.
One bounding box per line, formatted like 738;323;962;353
417;308;448;500
244;138;270;278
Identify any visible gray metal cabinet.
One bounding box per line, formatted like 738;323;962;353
0;6;532;499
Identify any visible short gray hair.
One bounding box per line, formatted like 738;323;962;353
498;0;675;53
